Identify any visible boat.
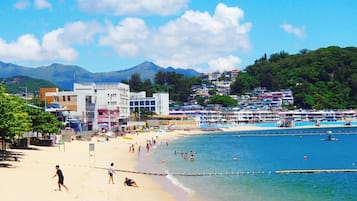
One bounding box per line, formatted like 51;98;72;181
320;131;339;141
277;118;294;127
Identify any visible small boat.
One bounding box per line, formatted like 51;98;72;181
320;131;339;141
320;136;339;141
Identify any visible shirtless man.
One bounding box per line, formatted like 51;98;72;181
52;165;69;191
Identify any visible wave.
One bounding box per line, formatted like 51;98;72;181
164;169;194;195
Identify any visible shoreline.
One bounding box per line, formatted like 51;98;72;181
132;124;357;201
1;124;356;201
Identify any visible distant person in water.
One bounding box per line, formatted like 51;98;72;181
124;177;139;187
52;165;69;191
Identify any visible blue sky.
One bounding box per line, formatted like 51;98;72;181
0;0;356;73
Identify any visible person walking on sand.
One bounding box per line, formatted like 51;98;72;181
108;162;115;184
52;165;69;191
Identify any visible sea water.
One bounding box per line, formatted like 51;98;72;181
139;126;357;201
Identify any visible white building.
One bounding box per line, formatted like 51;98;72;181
44;82;130;131
130;92;169;116
74;83;130;131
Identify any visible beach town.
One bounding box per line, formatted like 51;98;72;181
1;79;356;201
1;1;357;200
2;122;357;201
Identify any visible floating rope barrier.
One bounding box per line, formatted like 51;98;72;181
94;167;357;177
39;161;357;177
275;169;357;174
93;166;274;177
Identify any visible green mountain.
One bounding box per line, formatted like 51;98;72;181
233;46;357;109
0;61;201;90
0;75;57;94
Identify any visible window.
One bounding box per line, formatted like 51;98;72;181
145;101;149;105
151;101;155;105
67;96;71;101
140;101;144;105
62;96;66;101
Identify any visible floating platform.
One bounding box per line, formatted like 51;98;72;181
276;169;357;174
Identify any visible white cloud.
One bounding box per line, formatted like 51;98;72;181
62;21;103;44
0;32;77;62
280;23;306;39
0;21;100;63
14;0;29;10
207;55;242;72
99;18;149;57
34;0;52;10
99;3;251;72
77;0;188;16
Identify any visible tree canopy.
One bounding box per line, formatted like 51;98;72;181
231;46;357;109
128;71;202;105
0;84;62;149
208;95;238;107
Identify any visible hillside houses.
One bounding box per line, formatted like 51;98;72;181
189;69;294;111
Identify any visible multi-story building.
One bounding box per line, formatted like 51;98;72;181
74;83;130;131
44;90;91;126
129;92;169;117
43;82;130;132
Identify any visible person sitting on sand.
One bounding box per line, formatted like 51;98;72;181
124;177;138;187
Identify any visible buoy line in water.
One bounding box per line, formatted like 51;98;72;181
93;166;357;176
29;161;357;176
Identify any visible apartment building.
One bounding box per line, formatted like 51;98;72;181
129;92;169;117
43;82;130;131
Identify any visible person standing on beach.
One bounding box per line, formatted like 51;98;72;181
108;162;115;184
52;165;69;191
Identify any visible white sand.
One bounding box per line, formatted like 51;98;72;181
3;124;340;201
0;129;210;201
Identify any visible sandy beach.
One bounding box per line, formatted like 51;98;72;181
1;124;347;201
0;128;212;201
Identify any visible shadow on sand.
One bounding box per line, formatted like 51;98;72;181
0;147;38;168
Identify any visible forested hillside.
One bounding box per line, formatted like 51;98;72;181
0;76;57;94
231;46;357;109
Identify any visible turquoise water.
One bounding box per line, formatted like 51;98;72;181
145;126;357;201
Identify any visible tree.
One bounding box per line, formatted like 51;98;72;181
196;96;207;106
244;46;357;109
129;73;143;92
142;79;153;96
0;85;32;149
230;72;259;95
25;106;62;137
207;95;238;107
153;71;201;104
